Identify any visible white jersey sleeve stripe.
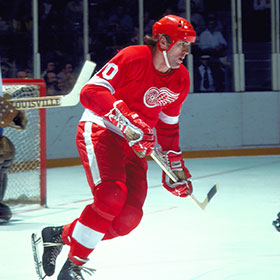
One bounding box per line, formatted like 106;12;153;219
158;111;179;125
86;75;115;94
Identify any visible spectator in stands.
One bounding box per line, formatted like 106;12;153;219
16;70;28;78
41;61;56;78
44;71;59;96
194;55;225;92
198;16;227;59
65;74;76;94
56;76;66;94
191;13;206;37
197;15;228;92
57;63;76;94
24;66;33;78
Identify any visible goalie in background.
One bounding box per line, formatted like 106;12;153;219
39;15;196;279
0;97;28;224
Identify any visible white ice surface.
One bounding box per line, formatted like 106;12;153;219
1;155;280;280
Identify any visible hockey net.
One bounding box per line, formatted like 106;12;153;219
2;79;46;206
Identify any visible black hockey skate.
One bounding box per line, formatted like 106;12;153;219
272;212;280;232
42;226;64;276
58;258;95;280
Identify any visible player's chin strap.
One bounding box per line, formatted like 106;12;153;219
162;50;171;69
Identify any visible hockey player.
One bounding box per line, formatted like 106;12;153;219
41;15;196;279
0;127;14;224
0;108;27;224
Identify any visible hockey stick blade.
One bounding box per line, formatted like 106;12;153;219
31;233;45;280
8;60;96;110
150;150;219;210
189;184;219;210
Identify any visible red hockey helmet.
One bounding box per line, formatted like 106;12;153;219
153;15;196;51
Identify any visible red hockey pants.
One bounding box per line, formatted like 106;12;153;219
62;121;148;264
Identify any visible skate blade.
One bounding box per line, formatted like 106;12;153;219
31;233;46;280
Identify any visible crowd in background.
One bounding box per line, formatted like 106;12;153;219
0;0;273;94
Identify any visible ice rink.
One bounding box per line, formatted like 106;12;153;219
1;155;280;280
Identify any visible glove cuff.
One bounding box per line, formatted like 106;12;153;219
165;150;184;171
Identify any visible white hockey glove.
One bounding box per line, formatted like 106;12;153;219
105;100;155;157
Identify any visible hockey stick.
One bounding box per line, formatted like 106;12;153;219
150;149;219;210
7;60;96;110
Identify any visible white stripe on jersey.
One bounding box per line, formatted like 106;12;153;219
86;75;115;94
158;111;179;125
72;221;104;249
80;109;123;137
83;122;101;186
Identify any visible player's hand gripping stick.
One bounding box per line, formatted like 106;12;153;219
160;149;193;197
105;100;155;157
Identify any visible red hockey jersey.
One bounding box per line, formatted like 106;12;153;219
80;45;190;151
